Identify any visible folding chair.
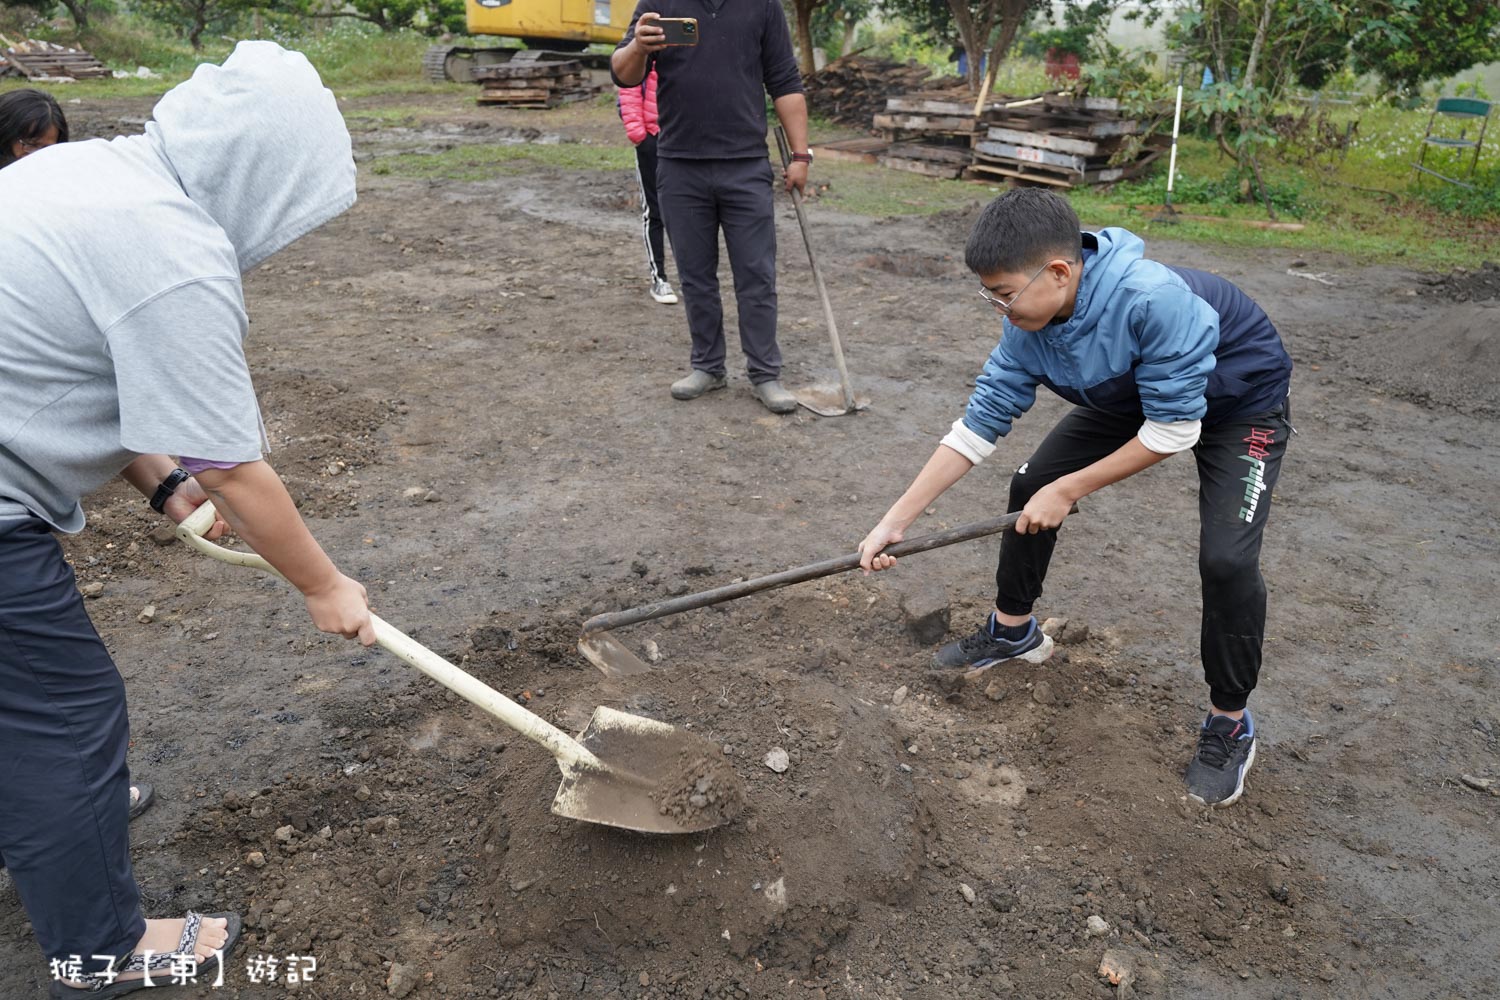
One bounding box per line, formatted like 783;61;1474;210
1413;97;1491;189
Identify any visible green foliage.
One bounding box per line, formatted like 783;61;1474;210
1080;42;1166;111
138;0;253;49
1137;167;1310;217
1;0;56;17
1017;0;1111;60
77;10;225;68
288;0;465;36
1412;163;1500;216
1350;0;1500;98
280;23;448;83
1452;76;1492;102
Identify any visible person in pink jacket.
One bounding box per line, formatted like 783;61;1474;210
618;69;678;304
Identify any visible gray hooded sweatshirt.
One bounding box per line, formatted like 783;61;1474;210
0;41;355;532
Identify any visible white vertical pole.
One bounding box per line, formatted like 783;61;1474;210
1166;80;1184;210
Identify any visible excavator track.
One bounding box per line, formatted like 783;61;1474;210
423;43;615;84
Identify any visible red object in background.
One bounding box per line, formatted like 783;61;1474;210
1045;48;1081;82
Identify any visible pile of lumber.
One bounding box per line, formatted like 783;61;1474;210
803;54;933;127
0;37;109;80
871;89;988;178
473;59;598;108
968;92;1168;187
849;88;1166;187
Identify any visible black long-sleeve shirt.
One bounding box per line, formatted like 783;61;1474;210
612;0;804;160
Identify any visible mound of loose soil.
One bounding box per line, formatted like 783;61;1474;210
1347;301;1500;416
1420;260;1500;303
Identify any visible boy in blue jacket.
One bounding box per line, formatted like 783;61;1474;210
858;190;1292;808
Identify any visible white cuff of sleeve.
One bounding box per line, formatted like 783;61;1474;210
1137;418;1201;454
940;419;998;465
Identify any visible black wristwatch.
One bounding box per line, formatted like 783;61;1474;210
150;468;190;514
791;150;814;165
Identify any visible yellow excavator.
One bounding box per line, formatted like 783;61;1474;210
422;0;633;83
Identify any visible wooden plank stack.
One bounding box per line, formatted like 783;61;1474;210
473;59;598;109
871;89;989;179
858;88;1166;187
967;92;1168;187
803;53;935;128
0;37;109;80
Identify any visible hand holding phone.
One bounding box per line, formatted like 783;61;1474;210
632;12;668;51
657;17;699;45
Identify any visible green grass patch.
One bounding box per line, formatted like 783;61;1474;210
369;140;635;181
815;159;985;217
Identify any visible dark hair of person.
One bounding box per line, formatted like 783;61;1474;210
964;188;1083;275
0;88;69;168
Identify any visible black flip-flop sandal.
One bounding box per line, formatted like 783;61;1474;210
49;911;243;998
127;783;155;822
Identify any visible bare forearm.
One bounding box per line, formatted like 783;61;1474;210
1055;438;1172;501
193;461;340;596
612;41;650;86
120;454;181;500
879;445;974;531
773;93;809;152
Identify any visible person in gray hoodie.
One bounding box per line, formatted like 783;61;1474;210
0;41;374;996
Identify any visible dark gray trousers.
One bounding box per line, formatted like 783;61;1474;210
994;405;1291;712
656;155;782;384
0;517;144;976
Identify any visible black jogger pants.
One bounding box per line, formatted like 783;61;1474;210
994;405;1291;712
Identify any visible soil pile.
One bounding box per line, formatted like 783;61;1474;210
1349;301;1500;416
1420;260;1500;302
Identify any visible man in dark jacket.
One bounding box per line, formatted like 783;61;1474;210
611;1;810;414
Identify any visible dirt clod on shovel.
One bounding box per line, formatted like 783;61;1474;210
655;753;745;826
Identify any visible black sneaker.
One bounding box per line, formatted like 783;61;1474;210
1185;712;1257;807
933;616;1053;670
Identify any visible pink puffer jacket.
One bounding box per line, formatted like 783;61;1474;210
617;69;660;145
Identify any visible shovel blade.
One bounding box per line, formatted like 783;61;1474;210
551;707;745;835
577;631;654;680
793;382;869;417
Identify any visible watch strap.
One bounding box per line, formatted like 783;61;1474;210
150;468;190;514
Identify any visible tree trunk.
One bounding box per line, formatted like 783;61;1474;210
792;0;820;76
58;0;89;30
980;1;1027;98
840;14;857;57
945;0;988;94
189;0;206;49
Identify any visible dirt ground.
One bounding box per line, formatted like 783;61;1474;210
3;90;1497;1000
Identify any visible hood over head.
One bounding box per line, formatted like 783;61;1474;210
145;40;355;271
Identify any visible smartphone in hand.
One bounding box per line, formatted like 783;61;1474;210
657;17;699;45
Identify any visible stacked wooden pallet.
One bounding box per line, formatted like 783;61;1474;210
0;37;109;80
473;59;597;108
968;93;1167;187
872;90;989;179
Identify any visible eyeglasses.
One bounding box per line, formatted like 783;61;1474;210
977;259;1068;315
17;138;52;152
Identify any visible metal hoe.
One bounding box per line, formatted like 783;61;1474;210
774;124;868;417
177;503;741;835
579;509;1070;678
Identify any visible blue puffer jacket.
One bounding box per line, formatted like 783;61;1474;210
962;228;1292;442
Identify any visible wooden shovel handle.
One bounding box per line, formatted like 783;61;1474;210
581;507;1075;636
176;503;602;770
